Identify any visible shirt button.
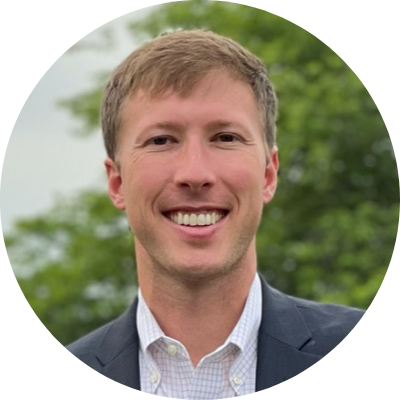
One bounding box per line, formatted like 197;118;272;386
232;375;242;385
167;344;178;356
150;371;160;384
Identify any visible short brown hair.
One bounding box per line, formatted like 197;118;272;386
101;29;277;160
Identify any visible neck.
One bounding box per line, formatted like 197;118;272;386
137;244;257;366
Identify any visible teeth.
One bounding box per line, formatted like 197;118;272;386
198;214;206;226
169;211;225;226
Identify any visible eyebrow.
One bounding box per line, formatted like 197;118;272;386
153;120;239;130
133;121;183;141
204;120;239;131
137;119;248;139
144;121;184;132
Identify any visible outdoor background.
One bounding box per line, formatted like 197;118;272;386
2;1;398;346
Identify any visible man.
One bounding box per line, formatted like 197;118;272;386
67;29;363;398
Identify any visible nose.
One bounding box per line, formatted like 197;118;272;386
173;139;216;192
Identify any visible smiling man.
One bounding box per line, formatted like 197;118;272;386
67;30;364;398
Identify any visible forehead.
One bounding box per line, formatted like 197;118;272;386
121;70;263;129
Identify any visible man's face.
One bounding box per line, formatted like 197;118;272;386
106;70;278;282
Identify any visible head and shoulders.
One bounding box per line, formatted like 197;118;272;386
67;28;363;373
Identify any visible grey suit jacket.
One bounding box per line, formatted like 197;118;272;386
67;277;364;391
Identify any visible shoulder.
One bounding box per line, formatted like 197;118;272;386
290;295;365;355
66;318;118;371
66;300;139;371
258;277;365;358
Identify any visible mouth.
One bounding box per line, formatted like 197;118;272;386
164;210;229;227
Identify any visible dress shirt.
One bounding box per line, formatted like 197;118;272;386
137;274;262;399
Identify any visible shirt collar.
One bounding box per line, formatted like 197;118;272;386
226;273;262;352
137;274;262;355
137;289;165;353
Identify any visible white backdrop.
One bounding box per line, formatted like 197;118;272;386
1;1;399;399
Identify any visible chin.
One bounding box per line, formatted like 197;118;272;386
160;256;241;284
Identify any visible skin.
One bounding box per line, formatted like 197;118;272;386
105;69;279;366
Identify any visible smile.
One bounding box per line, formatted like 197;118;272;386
167;211;226;226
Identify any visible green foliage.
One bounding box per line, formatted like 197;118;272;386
6;1;398;345
7;192;136;345
58;73;108;137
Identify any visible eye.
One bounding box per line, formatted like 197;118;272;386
148;136;172;146
216;133;238;143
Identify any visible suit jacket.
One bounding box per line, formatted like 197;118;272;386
67;277;364;391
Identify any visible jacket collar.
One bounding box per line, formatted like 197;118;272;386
96;276;320;392
256;276;321;390
97;299;141;390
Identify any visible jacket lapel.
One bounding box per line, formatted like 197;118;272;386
256;277;321;391
94;278;321;392
96;299;141;390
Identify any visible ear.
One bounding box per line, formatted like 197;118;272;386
105;157;125;210
263;146;279;204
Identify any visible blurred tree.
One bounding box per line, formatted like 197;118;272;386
6;1;398;345
6;191;136;345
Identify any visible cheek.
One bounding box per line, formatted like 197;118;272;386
121;161;170;205
227;166;265;197
221;150;266;192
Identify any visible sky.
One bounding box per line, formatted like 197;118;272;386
0;10;148;233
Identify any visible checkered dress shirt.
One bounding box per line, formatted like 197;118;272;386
137;274;262;399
